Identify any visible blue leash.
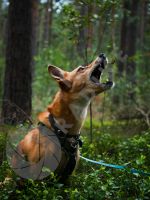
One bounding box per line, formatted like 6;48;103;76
80;155;150;176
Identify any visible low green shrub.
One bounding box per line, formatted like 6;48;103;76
0;125;150;199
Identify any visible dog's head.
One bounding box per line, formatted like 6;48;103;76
48;54;113;100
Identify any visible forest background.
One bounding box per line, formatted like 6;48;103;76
0;0;150;199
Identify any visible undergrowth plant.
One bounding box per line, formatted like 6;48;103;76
0;125;150;200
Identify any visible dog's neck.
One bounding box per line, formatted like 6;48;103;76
47;90;91;135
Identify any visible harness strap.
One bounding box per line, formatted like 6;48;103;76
48;114;82;176
48;114;82;148
39;114;82;177
48;114;81;140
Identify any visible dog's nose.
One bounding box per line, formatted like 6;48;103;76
98;53;108;68
99;53;106;60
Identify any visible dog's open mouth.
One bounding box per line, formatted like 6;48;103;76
90;63;113;87
90;64;102;84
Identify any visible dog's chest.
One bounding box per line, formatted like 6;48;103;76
69;100;90;121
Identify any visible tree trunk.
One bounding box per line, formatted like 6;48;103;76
97;15;105;52
76;4;87;62
87;3;93;51
76;2;94;64
111;3;116;53
1;0;38;124
49;0;53;45
118;0;129;77
138;0;148;50
126;0;139;85
118;0;140;79
138;0;149;75
0;1;6;99
43;0;53;47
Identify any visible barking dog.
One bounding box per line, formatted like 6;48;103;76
12;54;113;180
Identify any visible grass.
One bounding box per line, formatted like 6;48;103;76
0;121;150;199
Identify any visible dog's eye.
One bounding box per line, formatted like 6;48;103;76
77;66;86;72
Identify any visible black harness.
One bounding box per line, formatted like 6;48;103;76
39;114;82;178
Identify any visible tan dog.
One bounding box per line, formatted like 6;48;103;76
12;54;113;180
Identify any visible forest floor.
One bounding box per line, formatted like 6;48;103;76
0;120;150;200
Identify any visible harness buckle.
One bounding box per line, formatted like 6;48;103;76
70;141;77;149
57;129;66;138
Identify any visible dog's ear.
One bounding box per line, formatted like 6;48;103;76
48;65;72;91
48;65;64;80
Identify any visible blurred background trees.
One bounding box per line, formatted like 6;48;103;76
0;0;149;128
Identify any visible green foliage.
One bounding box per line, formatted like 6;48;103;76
0;125;150;200
0;127;7;163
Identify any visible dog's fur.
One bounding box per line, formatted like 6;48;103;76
12;55;113;179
